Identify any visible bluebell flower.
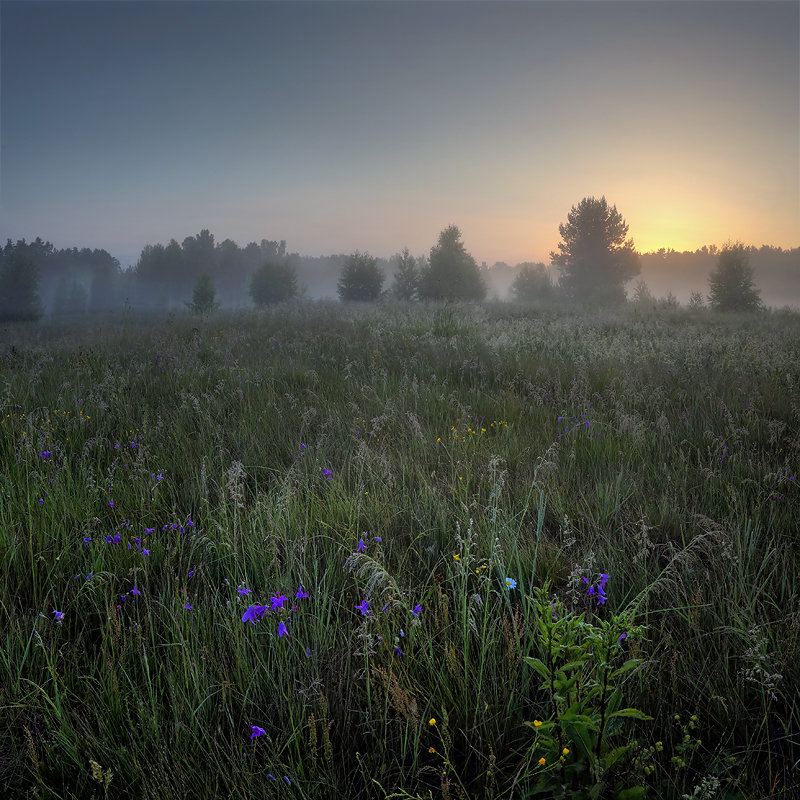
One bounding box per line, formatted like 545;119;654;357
411;604;422;618
270;595;287;611
242;605;267;624
355;599;370;616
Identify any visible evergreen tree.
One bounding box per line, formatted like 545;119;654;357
186;273;219;314
391;248;420;301
419;226;486;301
550;196;640;302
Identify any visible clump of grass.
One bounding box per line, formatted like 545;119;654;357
0;301;798;799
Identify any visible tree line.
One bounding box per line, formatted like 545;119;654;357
1;197;782;321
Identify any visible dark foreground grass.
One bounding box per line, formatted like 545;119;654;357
0;300;798;799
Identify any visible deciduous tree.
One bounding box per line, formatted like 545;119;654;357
707;242;762;312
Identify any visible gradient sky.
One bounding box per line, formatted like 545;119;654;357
2;0;798;268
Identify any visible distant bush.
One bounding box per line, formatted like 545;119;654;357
510;262;553;302
337;252;384;302
631;279;654;306
249;260;298;307
0;252;42;321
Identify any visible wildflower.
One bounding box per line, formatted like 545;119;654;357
82;537;91;546
505;577;517;590
242;605;266;624
452;553;460;561
357;538;366;553
428;747;436;753
355;599;370;616
130;586;141;597
429;718;436;725
184;602;192;611
538;757;546;766
277;621;288;638
250;726;266;738
562;747;570;755
270;594;287;611
188;570;195;578
237;586;251;597
296;585;309;599
53;610;65;624
618;632;627;644
394;646;402;657
108;500;114;507
322;467;332;480
374;536;382;542
533;720;543;728
411;604;422;618
40;450;52;460
283;776;291;785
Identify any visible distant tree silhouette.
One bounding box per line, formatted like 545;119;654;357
550;196;640;302
707;242;762;312
337;252;384;302
249;260;298;306
0;252;42;321
52;277;88;315
391;248;420;301
187;273;219;314
419;226;486;301
510;262;553;302
631;279;654;306
688;291;705;310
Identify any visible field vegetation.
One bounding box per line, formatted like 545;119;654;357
0;300;798;799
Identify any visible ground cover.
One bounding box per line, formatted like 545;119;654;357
0;301;797;799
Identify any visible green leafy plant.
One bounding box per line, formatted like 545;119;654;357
522;586;651;798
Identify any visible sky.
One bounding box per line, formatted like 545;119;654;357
1;0;798;269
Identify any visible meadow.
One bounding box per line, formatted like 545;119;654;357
0;300;798;800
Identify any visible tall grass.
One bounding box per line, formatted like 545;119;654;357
0;300;798;799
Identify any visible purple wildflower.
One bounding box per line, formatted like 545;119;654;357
355;599;370;616
130;586;141;597
618;632;627;644
357;538;366;553
53;610;65;624
296;585;309;599
250;726;266;738
270;595;287;611
322;467;332;480
242;605;267;624
237;586;251;597
184;602;192;611
277;621;288;638
411;604;422;618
